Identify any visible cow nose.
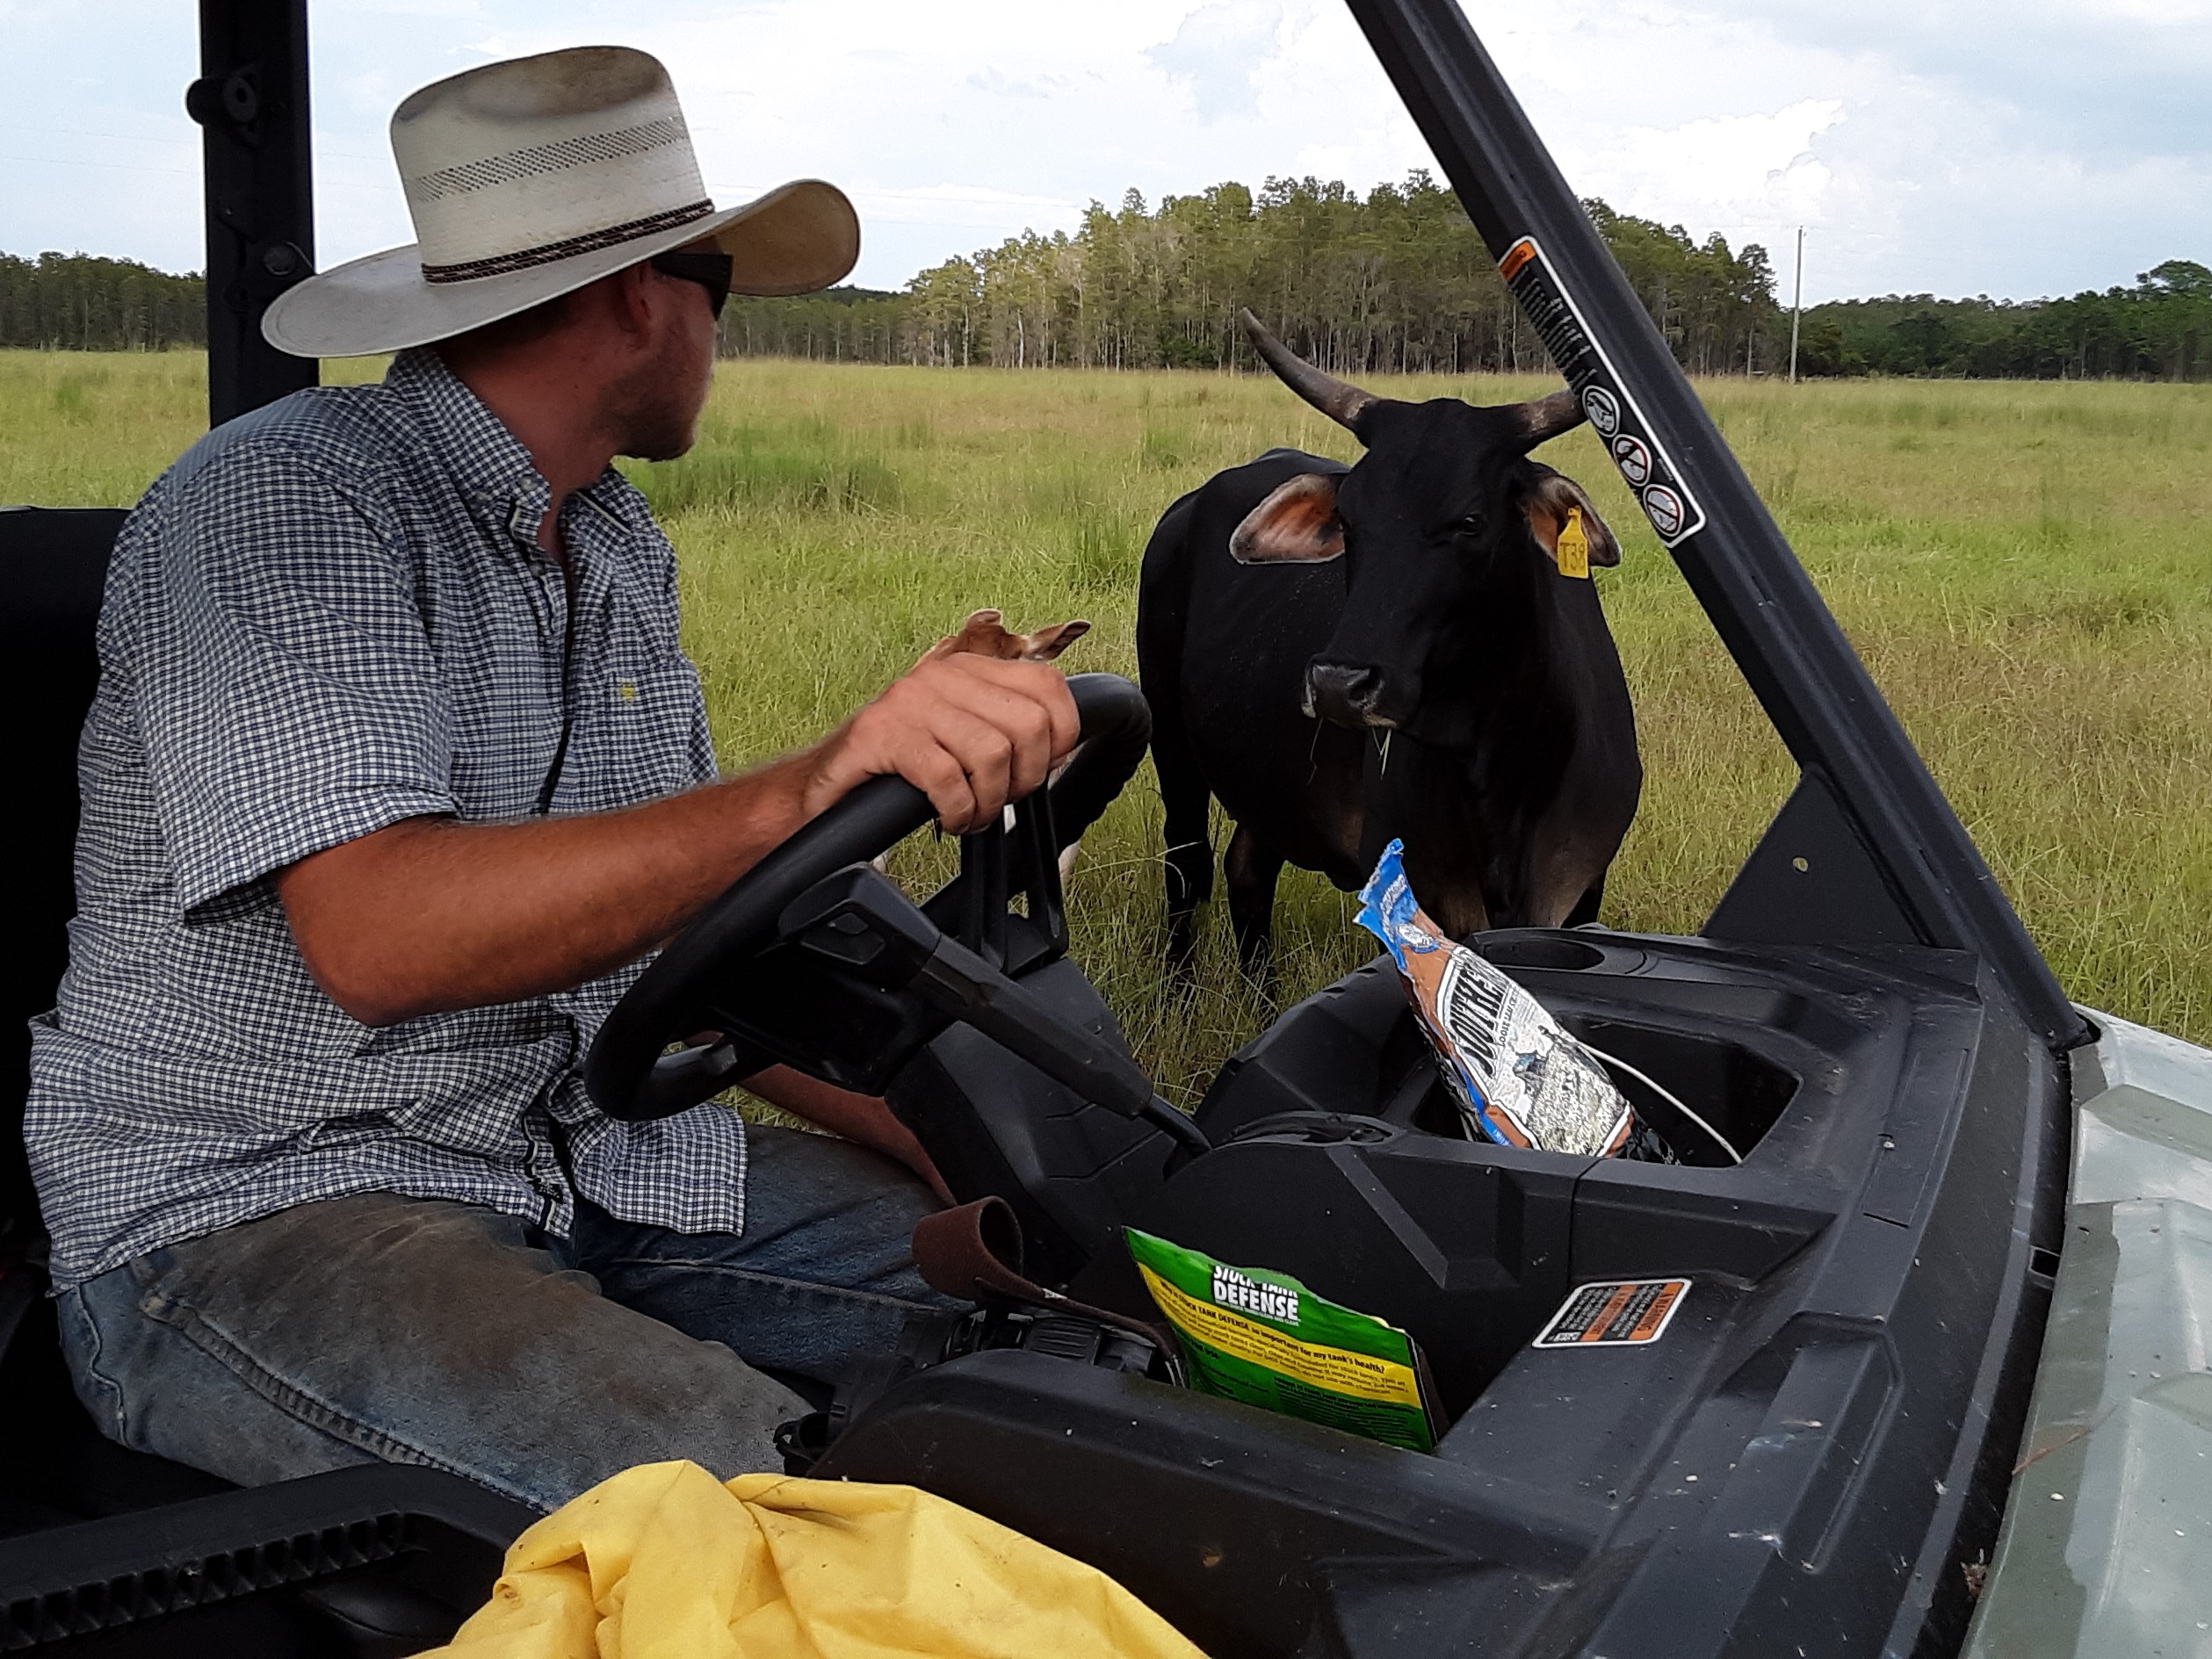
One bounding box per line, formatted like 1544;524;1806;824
1305;661;1390;727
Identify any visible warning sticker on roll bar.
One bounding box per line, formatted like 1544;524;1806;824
1532;1278;1690;1349
1498;236;1708;549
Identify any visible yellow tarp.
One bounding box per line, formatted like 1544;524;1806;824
418;1460;1206;1659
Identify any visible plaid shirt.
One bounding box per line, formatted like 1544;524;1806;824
27;349;748;1288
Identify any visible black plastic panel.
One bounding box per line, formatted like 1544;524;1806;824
823;928;2065;1659
888;956;1179;1284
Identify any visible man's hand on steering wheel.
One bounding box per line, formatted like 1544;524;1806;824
800;653;1081;834
587;671;1154;1123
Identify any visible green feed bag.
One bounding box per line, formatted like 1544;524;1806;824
1124;1228;1439;1453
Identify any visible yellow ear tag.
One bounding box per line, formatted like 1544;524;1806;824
1556;507;1591;580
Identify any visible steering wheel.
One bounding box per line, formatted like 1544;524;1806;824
583;672;1153;1123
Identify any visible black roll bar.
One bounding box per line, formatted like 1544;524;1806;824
1342;0;2086;1052
190;0;316;427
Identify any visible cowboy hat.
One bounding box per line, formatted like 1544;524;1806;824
263;46;859;358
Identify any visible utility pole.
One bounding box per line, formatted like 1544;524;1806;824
1789;226;1804;385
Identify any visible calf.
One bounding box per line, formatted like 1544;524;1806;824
1137;311;1641;969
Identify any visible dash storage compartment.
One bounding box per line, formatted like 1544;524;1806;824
1158;929;1883;1415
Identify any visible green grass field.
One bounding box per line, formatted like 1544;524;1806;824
8;349;2210;1103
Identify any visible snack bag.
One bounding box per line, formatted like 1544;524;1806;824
1126;1228;1439;1453
1356;838;1636;1157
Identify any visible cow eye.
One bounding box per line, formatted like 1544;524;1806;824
1455;511;1484;536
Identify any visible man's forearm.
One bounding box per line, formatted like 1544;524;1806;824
744;1065;951;1202
277;651;1080;1028
278;751;817;1026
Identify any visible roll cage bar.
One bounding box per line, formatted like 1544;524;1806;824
190;0;316;424
189;0;2087;1057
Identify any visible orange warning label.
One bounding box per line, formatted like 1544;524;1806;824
1532;1279;1689;1349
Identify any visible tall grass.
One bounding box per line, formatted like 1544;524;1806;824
8;350;2210;1100
625;414;901;517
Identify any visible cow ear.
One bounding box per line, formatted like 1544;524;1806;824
1231;472;1346;565
1520;468;1621;569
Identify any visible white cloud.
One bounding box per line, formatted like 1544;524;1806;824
1581;100;1844;234
1464;0;2212;298
2;0;2206;302
1148;2;1290;122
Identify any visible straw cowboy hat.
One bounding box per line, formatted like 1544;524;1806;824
264;46;859;358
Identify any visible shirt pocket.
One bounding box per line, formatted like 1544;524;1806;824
584;652;709;802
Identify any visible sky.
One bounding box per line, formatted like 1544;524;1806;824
4;0;2208;304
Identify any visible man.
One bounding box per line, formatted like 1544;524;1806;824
25;47;1076;1514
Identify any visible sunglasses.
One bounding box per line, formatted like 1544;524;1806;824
647;250;734;320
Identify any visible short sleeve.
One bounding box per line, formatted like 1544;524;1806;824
130;437;459;917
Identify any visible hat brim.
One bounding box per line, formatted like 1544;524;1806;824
262;179;860;358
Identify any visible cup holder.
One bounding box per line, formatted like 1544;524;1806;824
1476;934;1606;972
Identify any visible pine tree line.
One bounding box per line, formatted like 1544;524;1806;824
725;177;1782;378
0;253;206;350
1795;263;2212;380
720;178;2209;383
6;191;2207;380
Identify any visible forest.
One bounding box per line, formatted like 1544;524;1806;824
725;178;1781;377
0;252;206;352
7;179;2208;381
1792;262;2212;380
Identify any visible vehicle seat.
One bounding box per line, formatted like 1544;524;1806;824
0;505;249;1518
0;507;528;1654
0;506;119;1272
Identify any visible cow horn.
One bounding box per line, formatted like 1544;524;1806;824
1514;387;1585;446
1240;308;1378;433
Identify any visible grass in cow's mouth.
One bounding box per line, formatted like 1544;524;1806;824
7;349;2210;1107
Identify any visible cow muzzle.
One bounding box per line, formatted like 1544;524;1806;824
1305;660;1394;729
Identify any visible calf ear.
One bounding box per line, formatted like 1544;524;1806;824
924;609;1092;663
1014;619;1092;660
1231;472;1346;565
1520;467;1622;569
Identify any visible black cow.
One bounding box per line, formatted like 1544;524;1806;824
1137;311;1641;970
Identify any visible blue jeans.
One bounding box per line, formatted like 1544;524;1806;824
56;1127;952;1513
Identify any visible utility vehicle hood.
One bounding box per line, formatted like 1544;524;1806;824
1967;1011;2212;1655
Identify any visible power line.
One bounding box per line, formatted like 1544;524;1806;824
0;121;391;167
0;153;197;178
0;123;195;147
0;152;401;192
